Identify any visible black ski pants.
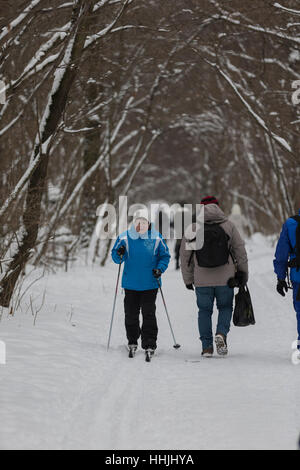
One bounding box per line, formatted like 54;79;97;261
124;289;158;350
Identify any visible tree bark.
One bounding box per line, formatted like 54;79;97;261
0;0;96;307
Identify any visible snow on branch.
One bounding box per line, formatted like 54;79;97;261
0;12;80;220
63;125;101;133
273;3;300;16
0;0;43;45
84;0;133;49
121;130;161;195
40;2;74;12
35;33;76;147
93;0;112;11
198;55;295;157
111;96;134;144
57;153;106;219
209;0;300;45
12;24;70;89
229;190;274;219
0;147;46;220
0;66;53;137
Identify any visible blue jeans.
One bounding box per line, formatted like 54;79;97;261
195;286;234;350
292;282;300;350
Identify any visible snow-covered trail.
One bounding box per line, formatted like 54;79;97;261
0;234;299;450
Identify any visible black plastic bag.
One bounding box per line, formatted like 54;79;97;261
233;285;255;327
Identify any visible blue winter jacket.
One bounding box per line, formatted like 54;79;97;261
111;224;170;291
273;209;300;282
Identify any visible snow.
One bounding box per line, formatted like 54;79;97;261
0;235;299;450
289;50;300;63
273;3;300;15
209;0;300;45
37;33;75;143
0;144;47;218
20;26;69;79
215;64;293;154
0;0;42;43
4;31;78;214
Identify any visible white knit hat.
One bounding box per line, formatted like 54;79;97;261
133;209;150;223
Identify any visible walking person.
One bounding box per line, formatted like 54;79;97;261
180;196;248;357
111;209;170;359
173;202;192;270
273;204;300;358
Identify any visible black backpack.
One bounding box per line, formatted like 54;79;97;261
188;223;231;268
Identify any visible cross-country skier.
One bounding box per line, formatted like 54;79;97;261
111;209;170;360
273;204;300;357
180;196;249;357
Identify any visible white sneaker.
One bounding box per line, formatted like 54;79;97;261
292;349;300;365
215;334;228;356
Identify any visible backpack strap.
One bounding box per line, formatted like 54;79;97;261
228;246;236;265
185;236;196;267
291;215;300;271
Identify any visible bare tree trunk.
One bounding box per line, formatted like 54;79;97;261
0;0;95;307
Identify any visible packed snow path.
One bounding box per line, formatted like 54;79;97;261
0;234;299;450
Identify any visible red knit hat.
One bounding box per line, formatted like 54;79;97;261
201;196;219;206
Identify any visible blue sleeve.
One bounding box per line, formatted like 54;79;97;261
111;237;127;264
156;237;171;273
273;223;292;280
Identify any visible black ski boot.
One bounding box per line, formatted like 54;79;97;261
145;348;155;362
128;344;137;358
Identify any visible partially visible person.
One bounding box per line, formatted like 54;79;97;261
228;203;249;240
180;196;248;357
173;202;192;270
273;203;300;357
154;204;170;244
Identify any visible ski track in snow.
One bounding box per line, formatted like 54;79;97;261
0;235;299;450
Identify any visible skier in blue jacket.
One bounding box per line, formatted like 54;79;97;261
273;207;300;353
111;209;170;356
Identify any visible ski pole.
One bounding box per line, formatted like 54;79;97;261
107;255;123;351
156;280;181;349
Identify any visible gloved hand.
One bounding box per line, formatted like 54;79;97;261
235;270;248;287
152;269;162;279
227;277;237;288
186;284;194;291
117;245;126;257
277;279;288;297
227;271;247;288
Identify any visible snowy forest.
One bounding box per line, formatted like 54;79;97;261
0;0;300;451
1;0;300;305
